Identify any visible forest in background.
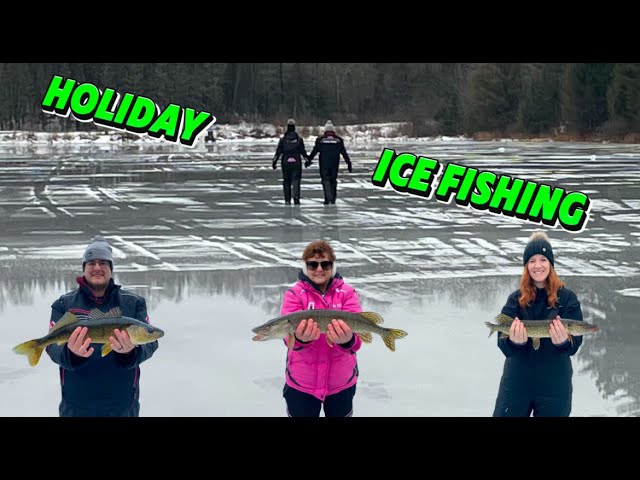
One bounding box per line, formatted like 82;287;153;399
1;63;639;140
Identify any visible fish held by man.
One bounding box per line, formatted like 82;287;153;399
485;313;599;350
252;309;408;351
13;307;164;367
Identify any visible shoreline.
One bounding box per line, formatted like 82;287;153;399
1;123;639;145
472;130;640;144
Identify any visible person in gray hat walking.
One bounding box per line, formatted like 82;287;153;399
45;235;159;417
272;118;311;205
307;120;352;205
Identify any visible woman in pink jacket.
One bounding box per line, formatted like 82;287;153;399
279;240;363;417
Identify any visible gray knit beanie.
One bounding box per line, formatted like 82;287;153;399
82;235;113;269
324;120;335;133
523;231;554;267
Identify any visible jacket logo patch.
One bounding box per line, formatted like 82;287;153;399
307;302;315;310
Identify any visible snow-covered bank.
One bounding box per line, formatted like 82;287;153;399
0;122;467;148
2;121;637;148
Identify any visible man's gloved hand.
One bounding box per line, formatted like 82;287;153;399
347;162;353;173
272;160;277;170
304;160;312;168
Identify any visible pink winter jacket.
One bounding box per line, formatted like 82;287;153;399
280;275;363;401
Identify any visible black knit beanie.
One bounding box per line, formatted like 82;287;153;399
523;231;554;267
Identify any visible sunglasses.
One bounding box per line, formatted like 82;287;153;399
306;261;334;270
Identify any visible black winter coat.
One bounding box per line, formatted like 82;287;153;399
496;286;583;397
46;277;158;416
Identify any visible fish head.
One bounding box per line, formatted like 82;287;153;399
568;322;599;335
127;324;165;344
252;317;293;341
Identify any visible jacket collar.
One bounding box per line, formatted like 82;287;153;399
76;276;119;304
297;270;343;294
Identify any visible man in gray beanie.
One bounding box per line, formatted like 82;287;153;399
272;118;311;205
307;120;352;205
45;234;159;417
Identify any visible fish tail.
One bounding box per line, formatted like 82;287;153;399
485;322;497;338
12;340;44;367
382;329;408;352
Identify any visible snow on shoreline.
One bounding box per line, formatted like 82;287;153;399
0;122;472;148
2;121;632;150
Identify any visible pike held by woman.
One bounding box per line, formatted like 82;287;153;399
485;313;598;350
252;309;408;351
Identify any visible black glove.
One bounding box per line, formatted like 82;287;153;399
272;160;277;170
347;162;352;173
304;160;312;168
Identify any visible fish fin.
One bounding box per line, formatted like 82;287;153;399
101;343;113;357
485;322;497;338
495;313;513;325
498;332;509;339
104;307;122;318
382;328;408;352
287;334;295;350
13;340;44;367
326;335;334;348
50;312;79;332
88;308;108;319
359;312;384;324
88;307;122;319
358;332;373;343
568;334;574;347
532;338;541;350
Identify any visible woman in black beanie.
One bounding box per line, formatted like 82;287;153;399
492;231;585;417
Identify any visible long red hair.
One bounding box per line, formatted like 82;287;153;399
518;264;565;308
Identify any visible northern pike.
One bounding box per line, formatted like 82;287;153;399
13;307;164;367
252;309;408;351
485;313;599;350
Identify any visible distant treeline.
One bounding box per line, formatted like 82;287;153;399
1;63;639;138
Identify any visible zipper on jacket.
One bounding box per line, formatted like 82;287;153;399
346;364;359;384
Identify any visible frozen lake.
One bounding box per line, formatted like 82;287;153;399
1;138;639;416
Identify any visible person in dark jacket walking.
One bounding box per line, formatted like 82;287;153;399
492;231;585;417
272;118;310;205
307;120;352;205
46;235;159;417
